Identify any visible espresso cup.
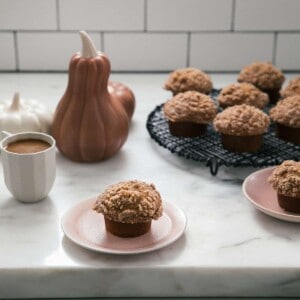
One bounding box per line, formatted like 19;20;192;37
0;131;56;203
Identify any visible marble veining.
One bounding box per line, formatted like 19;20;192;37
0;73;300;298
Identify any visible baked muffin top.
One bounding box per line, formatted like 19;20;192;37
93;180;163;223
164;67;213;95
238;62;285;90
213;104;270;136
163;91;217;124
268;160;300;197
281;77;300;98
269;95;300;128
217;82;269;109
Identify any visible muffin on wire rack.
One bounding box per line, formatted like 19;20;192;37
164;68;213;95
213;104;270;153
93;180;163;238
217;82;269;109
269;95;300;145
163;91;217;137
269;160;300;213
281;77;300;98
238;62;285;104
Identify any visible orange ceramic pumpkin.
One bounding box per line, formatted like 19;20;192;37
52;31;135;162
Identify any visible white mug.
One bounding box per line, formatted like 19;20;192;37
0;131;56;203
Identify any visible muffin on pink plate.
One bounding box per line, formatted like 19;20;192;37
93;180;163;238
268;160;300;213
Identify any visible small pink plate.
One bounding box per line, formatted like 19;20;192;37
61;198;186;255
243;166;300;223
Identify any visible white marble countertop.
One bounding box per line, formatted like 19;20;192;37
0;73;300;298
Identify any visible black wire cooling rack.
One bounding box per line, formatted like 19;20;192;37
146;89;300;175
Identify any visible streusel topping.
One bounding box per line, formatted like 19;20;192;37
281;77;300;98
164;68;213;95
238;62;285;90
93;180;163;223
163;91;217;123
269;96;300;128
268;160;300;197
213;104;270;136
218;82;269;109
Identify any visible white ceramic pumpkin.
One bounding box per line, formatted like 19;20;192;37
0;92;53;134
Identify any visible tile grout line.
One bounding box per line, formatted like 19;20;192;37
273;32;278;65
101;32;105;52
13;31;19;71
56;0;60;31
231;0;236;32
186;32;191;67
144;0;147;32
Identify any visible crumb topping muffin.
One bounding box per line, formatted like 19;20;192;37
217;82;269;109
269;96;300;128
213;104;270;136
238;62;285;91
281;77;300;98
268;160;300;197
164;68;213;95
163;91;217;124
93;180;163;223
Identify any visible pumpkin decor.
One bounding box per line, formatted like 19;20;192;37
52;31;135;162
0;92;53;134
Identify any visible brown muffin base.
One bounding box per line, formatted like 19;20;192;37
169;121;207;137
277;193;300;214
275;123;300;145
262;88;281;104
221;134;263;153
104;217;151;238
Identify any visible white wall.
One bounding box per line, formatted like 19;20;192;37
0;0;299;72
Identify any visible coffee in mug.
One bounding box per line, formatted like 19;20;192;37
6;139;51;154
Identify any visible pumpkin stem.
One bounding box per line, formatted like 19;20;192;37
80;31;98;58
9;92;21;111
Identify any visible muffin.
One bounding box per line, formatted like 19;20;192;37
238;62;285;104
213;104;270;152
281;77;300;98
268;161;300;213
164;68;213;95
93;180;163;237
217;82;269;109
269;95;300;144
163;91;217;137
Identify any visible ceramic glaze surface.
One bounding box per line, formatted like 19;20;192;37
52;32;135;162
0;73;300;299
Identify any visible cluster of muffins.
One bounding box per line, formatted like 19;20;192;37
163;68;217;137
163;63;300;152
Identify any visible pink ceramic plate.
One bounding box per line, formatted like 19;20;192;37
61;198;186;254
243;166;300;223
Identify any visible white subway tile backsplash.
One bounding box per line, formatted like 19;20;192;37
0;0;57;30
0;33;16;70
190;33;274;71
17;32;101;71
59;0;144;31
235;0;300;31
104;33;187;71
147;0;232;31
0;0;299;72
276;34;300;70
